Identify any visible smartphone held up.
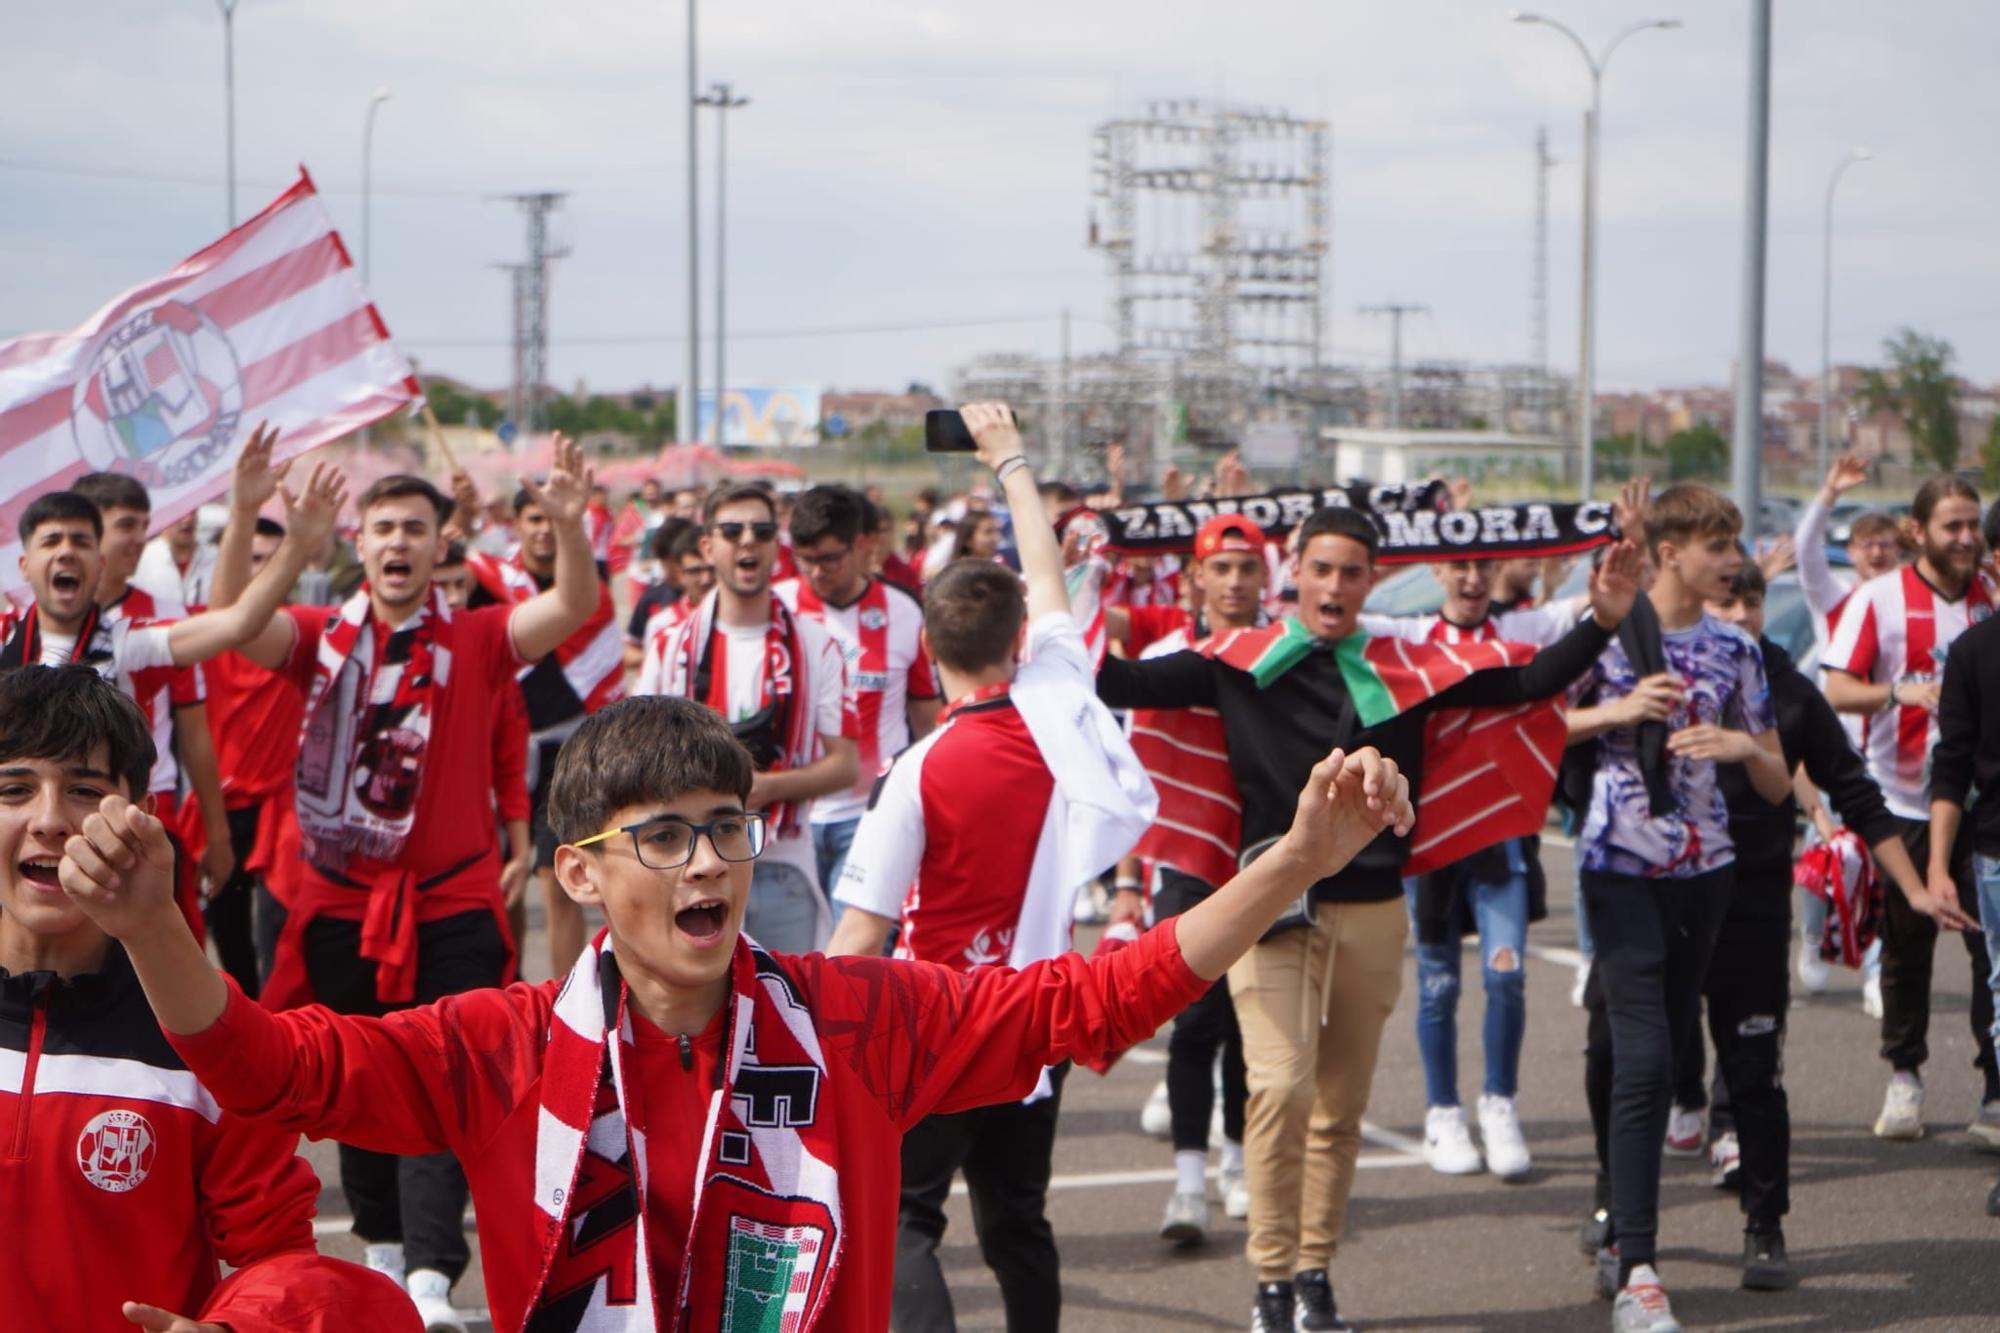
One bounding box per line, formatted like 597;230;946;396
925;406;1019;453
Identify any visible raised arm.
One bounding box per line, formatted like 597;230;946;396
963;402;1067;621
1443;540;1638;708
508;434;601;662
57;794;543;1156
208;421;285;612
1095;647;1219;711
1796;454;1867;625
167;462;345;668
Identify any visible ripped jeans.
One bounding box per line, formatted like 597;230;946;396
1404;842;1530;1108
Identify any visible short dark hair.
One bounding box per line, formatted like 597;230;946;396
703;484;777;527
1912;474;1979;526
1038;480;1080;507
923;559;1026;673
357;475;451;526
547;695;754;844
72;472;152;517
512;485;538;516
18;492;103;546
669;526;706;562
253;516;287;540
440;538;468;567
649;517;693;561
1727;560;1767;601
1295;505;1379;559
0;665;156;799
789;486;864;548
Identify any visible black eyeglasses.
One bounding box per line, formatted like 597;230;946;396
793;546;853;570
712;521;777;543
572;813;767;870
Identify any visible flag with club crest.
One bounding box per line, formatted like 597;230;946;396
0;167;419;586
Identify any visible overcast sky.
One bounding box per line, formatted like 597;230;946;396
6;1;1996;403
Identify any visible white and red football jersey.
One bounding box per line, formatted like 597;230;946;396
775;576;939;826
1360;599;1581;650
100;584;204;794
1823;564;1994;819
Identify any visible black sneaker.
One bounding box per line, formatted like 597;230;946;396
1579;1205;1611;1256
1292;1269;1353;1331
1251;1281;1295;1333
1741;1226;1795;1291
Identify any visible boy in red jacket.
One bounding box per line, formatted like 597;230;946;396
58;687;1412;1331
0;664;416;1333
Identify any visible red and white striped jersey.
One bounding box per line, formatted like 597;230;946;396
1360;599;1581;650
100;584;205;794
1823;564;1994;819
775;577;940;825
0;601;180;747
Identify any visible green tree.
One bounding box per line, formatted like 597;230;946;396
1980;415;2000;490
1595;432;1637;481
1664;422;1729;481
1861;328;1962;474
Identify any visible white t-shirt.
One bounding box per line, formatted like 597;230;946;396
719;616;845;878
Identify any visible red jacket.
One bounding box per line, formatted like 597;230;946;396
0;946;419;1331
171;919;1208;1332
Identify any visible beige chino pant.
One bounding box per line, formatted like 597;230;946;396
1227;896;1408;1281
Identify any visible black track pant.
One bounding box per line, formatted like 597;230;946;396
1156;868;1247;1153
303;908;508;1284
202;804;263;997
1881;819;1998;1098
894;1064;1069;1333
1579;866;1731;1270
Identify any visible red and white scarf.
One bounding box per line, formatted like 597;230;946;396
527;929;843;1332
657;591;819;836
790;579;890;794
294;587;453;865
0;601;112;671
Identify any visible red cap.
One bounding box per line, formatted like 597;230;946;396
1194;514;1265;560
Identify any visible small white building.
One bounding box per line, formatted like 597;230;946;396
1317;427;1576;489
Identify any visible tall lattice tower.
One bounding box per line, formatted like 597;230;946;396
1089;100;1329;453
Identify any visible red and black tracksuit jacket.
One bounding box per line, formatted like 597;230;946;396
0;944;420;1331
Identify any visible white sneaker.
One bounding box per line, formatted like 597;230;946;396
1477;1093;1532;1180
1795;937;1830;994
362;1241;405;1290
1220;1165;1250;1218
1140;1080;1173;1138
1571;957;1593;1009
1160;1190;1209;1245
1611;1264;1682;1333
1861;975;1884;1019
406;1269;468;1333
1873;1070;1925;1140
1970;1099;2000;1153
1423;1104;1484;1175
1663;1105;1704;1158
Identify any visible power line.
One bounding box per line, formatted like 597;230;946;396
399;313;1101;350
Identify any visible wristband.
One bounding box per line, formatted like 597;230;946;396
1113;879;1143;894
1887;681;1902;709
995;455;1030;483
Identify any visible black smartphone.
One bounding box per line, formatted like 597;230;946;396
925;407;1016;453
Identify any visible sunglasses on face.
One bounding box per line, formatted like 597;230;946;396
712;521;777;543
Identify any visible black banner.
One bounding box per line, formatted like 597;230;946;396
1096;483;1619;565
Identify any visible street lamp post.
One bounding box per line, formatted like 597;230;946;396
684;0;699;447
214;0;239;228
360;88;392;452
1508;9;1681;500
696;83;750;449
1819;146;1872;476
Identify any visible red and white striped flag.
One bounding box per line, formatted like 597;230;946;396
0;167;418;579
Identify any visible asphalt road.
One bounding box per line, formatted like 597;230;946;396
301;838;2000;1331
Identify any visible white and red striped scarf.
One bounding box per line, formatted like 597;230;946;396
657;591;819;836
293;587;452;865
527;929;842;1332
790;579;890;792
1794;826;1880;969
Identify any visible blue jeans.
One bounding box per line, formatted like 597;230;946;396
811;818;860;897
744;856;825;955
1404;839;1531;1107
1977;854;2000;1054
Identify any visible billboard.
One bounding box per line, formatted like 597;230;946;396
694;385;822;447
